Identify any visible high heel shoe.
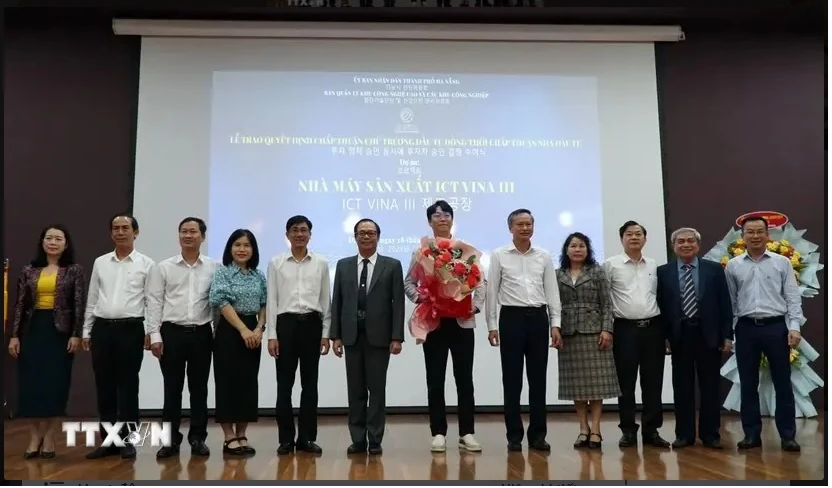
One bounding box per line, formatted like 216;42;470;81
41;440;56;459
24;439;43;459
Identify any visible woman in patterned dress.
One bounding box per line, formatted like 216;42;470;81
556;232;620;449
209;229;268;456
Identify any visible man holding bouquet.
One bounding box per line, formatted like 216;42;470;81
404;200;485;453
486;209;562;452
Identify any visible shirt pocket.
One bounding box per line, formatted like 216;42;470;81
127;269;147;289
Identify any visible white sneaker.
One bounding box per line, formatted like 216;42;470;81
430;434;447;452
458;434;482;452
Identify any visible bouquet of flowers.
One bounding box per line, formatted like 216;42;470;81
408;237;483;343
718;237;806;368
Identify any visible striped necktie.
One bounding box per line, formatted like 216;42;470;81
681;264;698;318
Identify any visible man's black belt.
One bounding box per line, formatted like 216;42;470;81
279;312;319;321
615;316;658;328
502;305;547;315
739;315;785;325
96;317;143;324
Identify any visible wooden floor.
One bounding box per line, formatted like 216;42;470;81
3;413;824;481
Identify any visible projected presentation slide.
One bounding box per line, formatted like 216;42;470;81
207;71;603;266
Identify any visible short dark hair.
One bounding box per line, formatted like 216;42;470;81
507;208;533;227
426;200;454;221
619;220;646;238
354;218;381;236
110;213;139;231
559;232;597;269
179;217;206;236
286;215;313;232
31;224;76;267
740;216;769;231
222;229;261;269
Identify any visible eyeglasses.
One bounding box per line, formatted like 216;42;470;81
431;212;453;221
357;231;377;238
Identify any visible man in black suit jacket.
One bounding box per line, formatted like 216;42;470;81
330;218;405;455
656;227;733;450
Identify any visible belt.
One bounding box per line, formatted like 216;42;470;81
97;317;143;324
280;312;319;322
501;305;547;315
739;315;785;325
615;317;657;328
164;321;208;329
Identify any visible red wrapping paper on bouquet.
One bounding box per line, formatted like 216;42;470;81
408;237;483;344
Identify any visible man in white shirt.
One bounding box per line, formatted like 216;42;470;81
266;215;332;456
404;200;485;453
602;220;670;448
486;209;561;452
146;217;219;458
82;214;155;460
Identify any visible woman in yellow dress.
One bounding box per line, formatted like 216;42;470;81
8;224;86;459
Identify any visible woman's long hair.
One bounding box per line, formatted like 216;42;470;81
222;229;261;269
31;224;75;267
558;232;597;270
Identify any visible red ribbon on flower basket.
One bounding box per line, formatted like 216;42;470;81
408;237;483;344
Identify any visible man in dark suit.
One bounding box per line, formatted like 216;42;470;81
656;227;733;449
330;218;405;455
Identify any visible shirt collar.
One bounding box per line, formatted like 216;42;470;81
622;253;646;264
175;254;205;266
742;250;774;262
358;253;378;265
677;257;699;269
507;243;537;255
285;250;313;263
109;249;137;263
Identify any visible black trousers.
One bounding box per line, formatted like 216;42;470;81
345;329;391;445
423;318;475;437
90;318;145;440
499;306;549;443
735;317;796;440
612;317;665;436
671;320;722;442
159;322;213;445
275;312;323;444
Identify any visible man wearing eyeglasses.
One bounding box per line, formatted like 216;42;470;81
329;218;405;455
404;200;485;453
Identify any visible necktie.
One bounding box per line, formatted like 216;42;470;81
358;258;369;313
681;264;698;318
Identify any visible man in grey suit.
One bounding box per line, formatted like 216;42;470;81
330;218;405;455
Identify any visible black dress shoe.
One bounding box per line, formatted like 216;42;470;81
296;441;323;454
587;433;603;449
190;441;211;456
781;439;801;452
529;439;551;452
40;450;56;459
347;442;367;454
86;446;120;459
238;437;255;455
672;438;693;449
737;437;762;450
618;433;637;447
507;441;523;452
277;442;295;455
701;439;723;449
643;433;670;448
223;438;248;456
368;443;383;455
156;445;180;458
120;444;137;459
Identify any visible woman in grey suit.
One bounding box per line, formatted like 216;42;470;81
556;232;620;449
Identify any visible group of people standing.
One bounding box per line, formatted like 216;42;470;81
7;201;803;462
